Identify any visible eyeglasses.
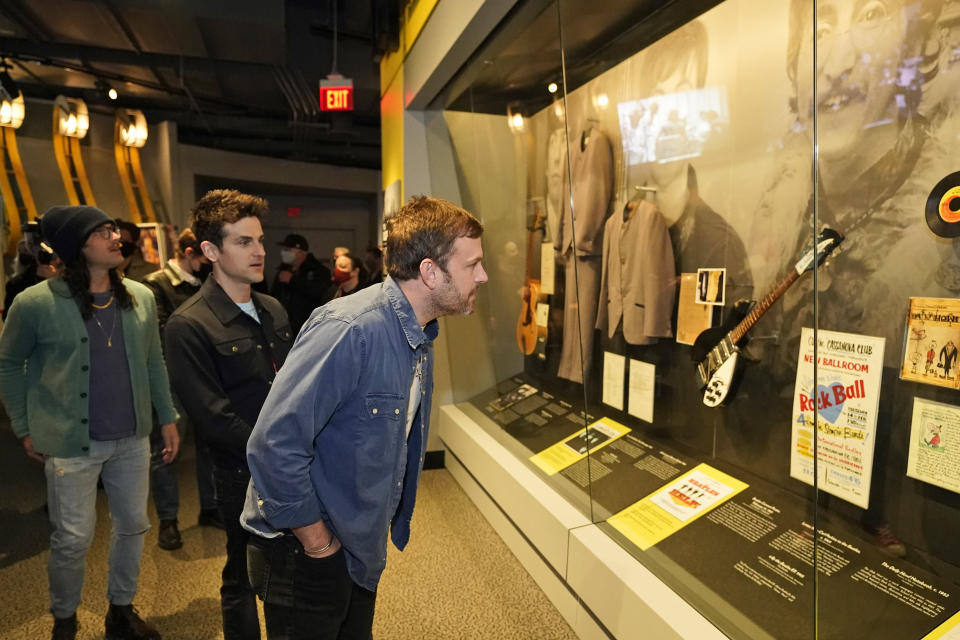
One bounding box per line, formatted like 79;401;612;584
90;223;119;240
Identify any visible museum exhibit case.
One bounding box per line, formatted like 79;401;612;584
419;0;960;637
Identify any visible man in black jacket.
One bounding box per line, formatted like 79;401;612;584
270;233;330;334
143;228;218;551
165;190;293;640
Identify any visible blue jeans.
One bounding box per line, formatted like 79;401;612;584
150;422;180;521
45;436;151;619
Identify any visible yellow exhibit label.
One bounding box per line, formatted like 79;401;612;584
608;463;748;550
530;417;631;476
923;611;960;639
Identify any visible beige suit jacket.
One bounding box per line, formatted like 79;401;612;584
596;200;676;344
556;127;613;257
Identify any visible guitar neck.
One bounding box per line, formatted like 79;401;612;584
729;270;800;345
524;212;542;278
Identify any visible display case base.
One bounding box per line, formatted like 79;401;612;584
439;403;728;640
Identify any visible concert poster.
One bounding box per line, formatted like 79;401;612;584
790;328;885;509
900;298;960;391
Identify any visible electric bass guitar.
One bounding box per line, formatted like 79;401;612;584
692;228;843;407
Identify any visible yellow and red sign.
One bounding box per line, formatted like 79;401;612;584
320;78;354;112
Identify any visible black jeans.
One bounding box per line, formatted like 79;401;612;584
214;465;260;640
247;534;376;640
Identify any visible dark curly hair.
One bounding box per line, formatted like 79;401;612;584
63;257;133;320
190;189;269;248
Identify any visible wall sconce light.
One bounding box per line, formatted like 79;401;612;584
0;92;25;129
592;92;609;110
507;104;525;133
116;108;147;147
54;96;90;138
552;96;564;120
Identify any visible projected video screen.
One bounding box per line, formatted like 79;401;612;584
617;86;729;166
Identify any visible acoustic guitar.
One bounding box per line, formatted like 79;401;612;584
692;227;843;407
517;208;545;355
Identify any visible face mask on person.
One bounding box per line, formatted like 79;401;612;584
332;268;352;283
120;241;137;258
280;249;296;265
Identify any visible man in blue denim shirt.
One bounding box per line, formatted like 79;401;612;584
242;196;486;639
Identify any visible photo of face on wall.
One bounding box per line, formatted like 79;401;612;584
732;0;960;382
136;222;165;269
696;268;726;306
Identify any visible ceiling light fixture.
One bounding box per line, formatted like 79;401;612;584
95;78;118;101
547;82;558;94
506;104;525;134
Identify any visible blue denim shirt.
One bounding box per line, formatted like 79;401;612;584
241;276;436;590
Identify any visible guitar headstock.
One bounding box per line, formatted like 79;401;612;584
526;198;546;233
793;227;844;275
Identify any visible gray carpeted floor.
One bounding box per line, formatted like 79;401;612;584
0;426;577;639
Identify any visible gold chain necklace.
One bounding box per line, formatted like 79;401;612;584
92;304;118;348
91;294;114;310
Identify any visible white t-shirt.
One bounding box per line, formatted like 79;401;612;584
406;353;423;439
237;299;260;323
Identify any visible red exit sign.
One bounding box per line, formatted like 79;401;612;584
319;77;354;112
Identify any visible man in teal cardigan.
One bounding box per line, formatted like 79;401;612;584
0;205;179;640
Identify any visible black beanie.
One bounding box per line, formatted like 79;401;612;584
40;205;113;264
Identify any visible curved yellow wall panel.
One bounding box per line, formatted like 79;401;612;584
114;143;142;223
52;133;80;205
0;127;38;255
69;137;96;207
52;104;96;208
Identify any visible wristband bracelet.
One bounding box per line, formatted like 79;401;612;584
304;538;333;555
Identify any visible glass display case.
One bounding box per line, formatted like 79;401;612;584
425;0;960;638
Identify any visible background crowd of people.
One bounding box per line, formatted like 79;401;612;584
0;193;434;640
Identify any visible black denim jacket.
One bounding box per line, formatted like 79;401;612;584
165;276;293;469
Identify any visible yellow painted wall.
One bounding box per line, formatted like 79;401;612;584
380;68;404;195
403;0;439;54
379;0;440;193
